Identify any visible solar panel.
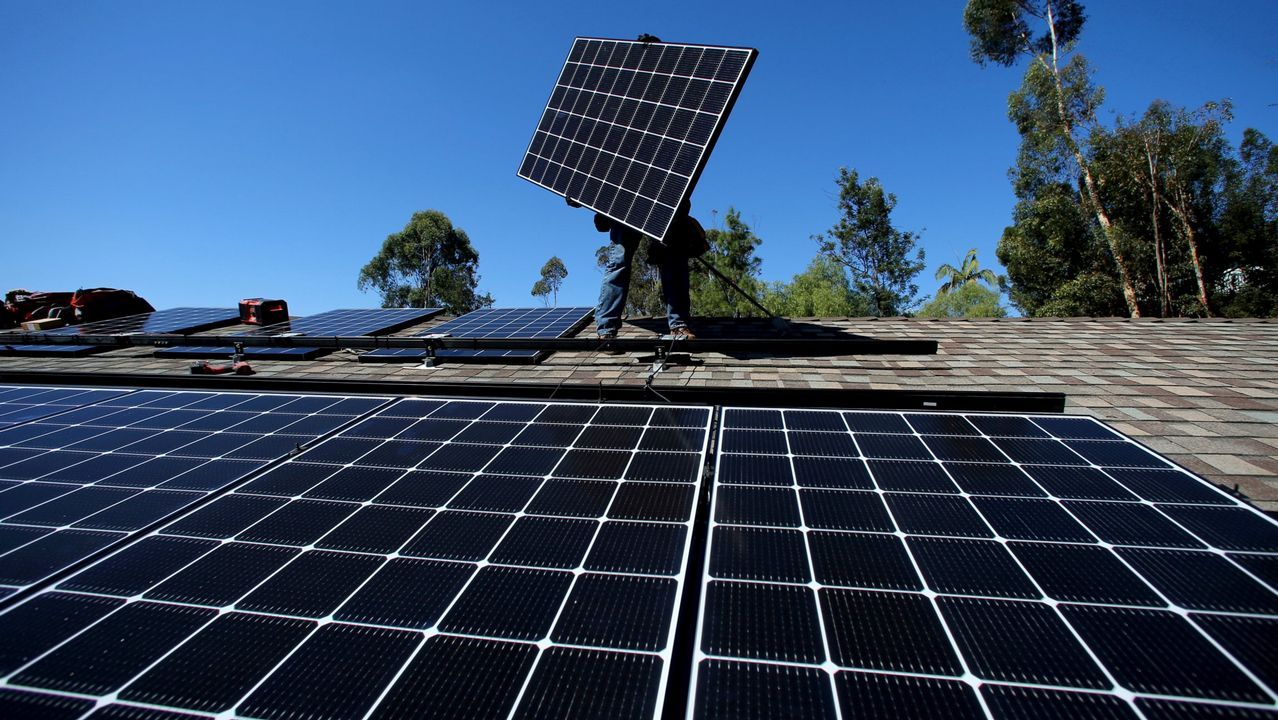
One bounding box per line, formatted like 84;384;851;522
359;306;595;363
0;388;386;599
43;308;240;336
0;386;129;428
152;346;329;360
691;407;1278;718
518;37;757;240
0;344;104;358
243;307;441;337
152;308;442;361
0;396;712;719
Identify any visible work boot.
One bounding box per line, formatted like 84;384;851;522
671;326;697;340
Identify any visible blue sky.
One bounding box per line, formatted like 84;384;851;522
2;0;1275;316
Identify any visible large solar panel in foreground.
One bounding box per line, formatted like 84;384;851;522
519;37;756;240
0;395;712;719
360;306;595;363
692;407;1278;719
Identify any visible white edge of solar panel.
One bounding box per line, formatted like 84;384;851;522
518;37;758;242
686;407;1278;719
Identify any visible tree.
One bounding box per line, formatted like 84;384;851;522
935;249;1000;295
763;255;871;317
966;0;1143;316
1219;129;1278;316
690;208;767;317
815;168;925;316
531;256;568;306
357;210;493;314
917;282;1007;318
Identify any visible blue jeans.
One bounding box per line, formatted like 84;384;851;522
595;227;690;334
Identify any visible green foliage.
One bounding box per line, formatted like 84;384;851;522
1007;55;1104;199
594;238;664;317
763;255;871;317
963;0;1086;67
815;168;925;316
935;249;1000;295
917;283;1007;318
357;210;493;314
1218;129;1278;316
996;184;1126;316
690;208;767;317
531;256;568;306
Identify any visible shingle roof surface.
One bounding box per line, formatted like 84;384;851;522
4;316;1276;510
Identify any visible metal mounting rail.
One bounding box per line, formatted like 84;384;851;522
4;331;939;356
0;370;1067;413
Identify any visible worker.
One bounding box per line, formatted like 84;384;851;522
592;200;706;341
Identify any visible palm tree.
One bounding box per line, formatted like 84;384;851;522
935;248;1000;296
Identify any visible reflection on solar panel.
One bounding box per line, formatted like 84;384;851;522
152;308;443;361
244;308;441;337
360;306;595;363
0;395;712;719
519;37;756;240
692;407;1278;719
44;308;240;336
0;345;103;358
0;387;127;428
0;388;385;598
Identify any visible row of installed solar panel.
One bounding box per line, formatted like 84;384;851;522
359;306;595;363
152;307;443;360
0;387;1274;719
2;307;244;358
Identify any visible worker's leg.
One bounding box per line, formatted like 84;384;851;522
659;251;692;331
595;236;636;335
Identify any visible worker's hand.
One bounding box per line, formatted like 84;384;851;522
593;213;613;232
565;196;582;208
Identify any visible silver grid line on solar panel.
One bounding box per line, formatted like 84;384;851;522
690;407;1278;719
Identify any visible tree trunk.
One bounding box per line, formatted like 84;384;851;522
1167;194;1213;317
1043;3;1142;317
1143;138;1170;316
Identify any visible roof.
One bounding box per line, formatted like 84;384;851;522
4;315;1276;511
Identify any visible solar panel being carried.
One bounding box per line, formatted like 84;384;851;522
519;37;756;240
359;306;595;363
692;407;1278;719
153;307;442;360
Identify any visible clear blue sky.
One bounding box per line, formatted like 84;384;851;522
3;0;1275;316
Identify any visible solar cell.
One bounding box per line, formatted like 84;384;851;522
692;407;1278;718
360;306;595;363
0;396;712;719
519;37;757;240
0;388;385;597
